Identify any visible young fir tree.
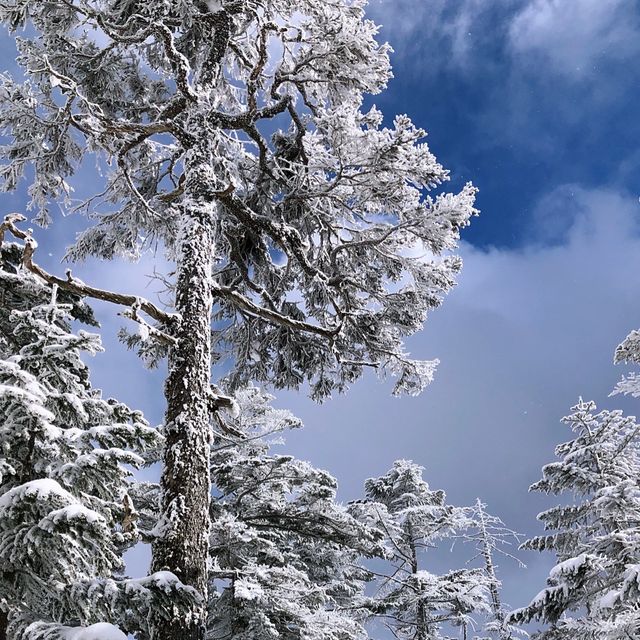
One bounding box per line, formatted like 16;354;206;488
0;253;197;638
0;2;478;637
0;234;92;638
352;460;491;640
206;386;382;640
509;400;640;639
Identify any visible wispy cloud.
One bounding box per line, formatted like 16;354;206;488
527;183;640;245
368;0;514;74
366;0;640;158
509;0;640;79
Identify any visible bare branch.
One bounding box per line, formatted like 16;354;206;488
1;214;177;326
152;21;197;103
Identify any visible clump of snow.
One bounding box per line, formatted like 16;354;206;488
594;589;620;611
64;623;127;640
125;571;198;596
138;323;150;342
234;578;264;601
548;553;588;579
227;398;240;419
39;505;105;532
0;478;75;511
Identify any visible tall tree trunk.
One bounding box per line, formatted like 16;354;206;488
408;523;428;640
152;164;215;640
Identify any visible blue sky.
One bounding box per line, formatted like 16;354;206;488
3;0;640;630
366;0;640;248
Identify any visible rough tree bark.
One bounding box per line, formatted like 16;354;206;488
151;164;216;640
0;199;216;639
408;521;429;640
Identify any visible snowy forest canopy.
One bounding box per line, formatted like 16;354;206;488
0;1;639;639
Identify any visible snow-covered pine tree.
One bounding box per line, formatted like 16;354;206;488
206;386;382;640
509;400;640;639
0;2;477;636
352;460;490;640
0;232;93;639
0;265;196;638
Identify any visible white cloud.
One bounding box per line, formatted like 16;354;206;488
367;0;509;73
365;0;640;152
368;0;640;83
527;183;640;244
509;0;640;78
